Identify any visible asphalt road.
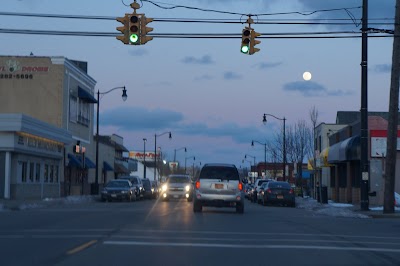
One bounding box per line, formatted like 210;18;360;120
0;198;399;266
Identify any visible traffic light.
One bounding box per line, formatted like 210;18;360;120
116;14;129;44
249;30;261;55
241;27;251;54
129;13;141;45
140;15;153;44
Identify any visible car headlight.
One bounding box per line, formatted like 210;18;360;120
151;188;155;193
185;185;190;192
162;184;167;192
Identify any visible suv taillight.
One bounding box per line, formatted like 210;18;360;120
238;183;243;191
195;181;200;189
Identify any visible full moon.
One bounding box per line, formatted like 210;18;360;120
303;71;312;81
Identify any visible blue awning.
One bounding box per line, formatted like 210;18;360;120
328;135;360;164
77;156;96;169
103;161;114;171
345;135;360;161
68;153;82;168
78;86;97;103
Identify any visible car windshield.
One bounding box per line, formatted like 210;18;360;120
168;176;190;183
120;176;139;184
199;166;239;181
142;179;151;188
106;181;130;188
269;182;291;189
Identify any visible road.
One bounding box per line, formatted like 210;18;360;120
0;198;399;266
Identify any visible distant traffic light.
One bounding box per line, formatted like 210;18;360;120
241;27;251;54
140;15;154;44
129;14;141;45
116;14;129;44
249;30;261;55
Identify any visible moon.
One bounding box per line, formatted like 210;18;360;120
303;71;312;81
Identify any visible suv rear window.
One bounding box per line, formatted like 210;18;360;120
199;166;239;181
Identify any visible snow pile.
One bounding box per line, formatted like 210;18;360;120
18;203;44;210
296;197;370;218
395;192;400;207
61;195;96;204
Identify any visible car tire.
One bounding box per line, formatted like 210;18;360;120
193;201;202;212
236;203;244;214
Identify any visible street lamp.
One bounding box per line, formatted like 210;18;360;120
94;86;127;195
185;156;195;174
173;147;187;171
251;140;267;178
154;131;172;181
143;138;147;179
263;113;286;181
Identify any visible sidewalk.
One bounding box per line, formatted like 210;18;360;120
0;195;98;211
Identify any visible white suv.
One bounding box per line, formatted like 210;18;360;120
193;163;244;213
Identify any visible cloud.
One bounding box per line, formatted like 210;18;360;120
283;81;354;97
100;106;183;131
223;71;242;80
254;62;283;70
194;74;214;81
181;55;215;65
128;49;148;56
371;64;391;74
144;81;172;87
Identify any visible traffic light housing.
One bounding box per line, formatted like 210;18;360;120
249;30;261;55
241;27;251;54
140;15;153;44
116;14;129;44
129;13;141;45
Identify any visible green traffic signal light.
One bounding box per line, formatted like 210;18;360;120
241;45;249;54
241;28;251;54
130;34;139;43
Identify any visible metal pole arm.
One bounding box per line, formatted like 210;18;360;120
263;113;285;121
99;86;126;95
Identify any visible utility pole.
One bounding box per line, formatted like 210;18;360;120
360;0;369;211
383;0;400;214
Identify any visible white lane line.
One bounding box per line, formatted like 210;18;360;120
103;241;400;253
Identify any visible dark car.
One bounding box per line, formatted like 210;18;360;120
118;175;144;200
141;178;154;199
100;179;136;202
260;181;295;207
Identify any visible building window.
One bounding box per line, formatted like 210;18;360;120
50;165;54;183
29;162;34;182
55;165;59;183
78;100;90;126
35;163;41;182
69;96;78;123
19;161;28;183
44;164;49;182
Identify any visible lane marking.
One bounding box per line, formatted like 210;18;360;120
66;240;97;255
103;241;400;253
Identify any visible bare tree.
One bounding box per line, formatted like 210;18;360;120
383;0;400;213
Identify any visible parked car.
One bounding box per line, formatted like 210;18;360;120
141;178;154;199
100;179;136;202
161;174;193;201
193;163;244;213
252;179;274;203
244;184;253;199
260;181;295;207
118;175;144;200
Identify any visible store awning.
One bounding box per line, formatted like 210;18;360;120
103;161;114;171
77;156;96;169
78;86;97;103
327;141;341;163
114;162;129;174
328;135;360;164
345;135;360;161
68;153;82;168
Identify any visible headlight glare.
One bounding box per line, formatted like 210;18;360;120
185;185;190;192
162;184;167;192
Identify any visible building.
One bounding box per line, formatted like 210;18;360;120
0;56;126;198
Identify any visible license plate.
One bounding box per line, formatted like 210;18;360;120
111;194;117;198
215;184;223;189
277;195;283;199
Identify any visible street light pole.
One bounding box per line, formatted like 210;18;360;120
263;113;287;181
173;147;187;172
245;154;256;182
185;156;195;174
154;132;172;181
94;86;127;195
143;138;147;179
251;140;267;178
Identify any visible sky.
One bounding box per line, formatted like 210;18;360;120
0;0;396;168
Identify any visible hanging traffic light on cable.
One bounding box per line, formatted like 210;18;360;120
241;27;251;54
129;13;141;45
249;29;261;55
